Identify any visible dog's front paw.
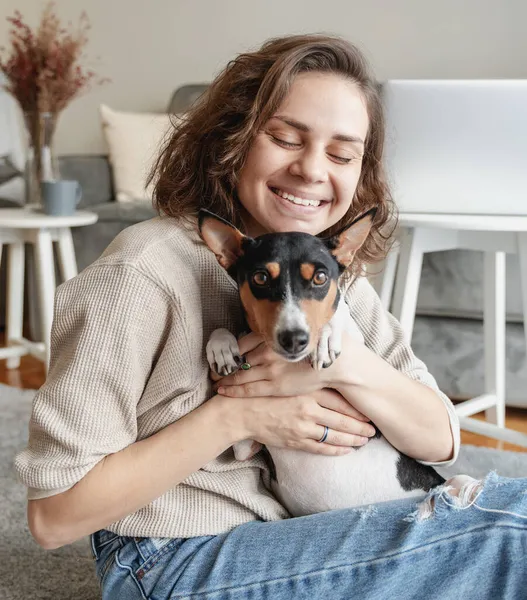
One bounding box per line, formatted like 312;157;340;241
310;324;341;370
206;328;242;376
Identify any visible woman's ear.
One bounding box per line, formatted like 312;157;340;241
323;207;377;269
198;209;249;270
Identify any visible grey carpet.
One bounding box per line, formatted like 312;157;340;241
1;383;526;600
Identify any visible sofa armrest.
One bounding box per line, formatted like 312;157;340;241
58;155;114;208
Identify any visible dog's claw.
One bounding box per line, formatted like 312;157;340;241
206;328;242;378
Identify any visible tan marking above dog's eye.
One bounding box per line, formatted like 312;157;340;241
300;263;315;281
313;271;328;285
253;271;268;286
266;262;280;279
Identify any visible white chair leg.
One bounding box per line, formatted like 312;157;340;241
56;227;78;281
377;246;400;311
390;228;425;342
6;241;25;369
483;251;506;428
518;233;527;369
34;229;55;372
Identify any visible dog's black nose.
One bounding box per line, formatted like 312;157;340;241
278;329;309;355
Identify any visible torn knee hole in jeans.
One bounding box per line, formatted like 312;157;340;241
405;474;484;522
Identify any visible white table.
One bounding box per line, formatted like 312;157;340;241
377;213;527;448
0;205;98;370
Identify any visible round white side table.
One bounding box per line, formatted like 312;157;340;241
0;205;98;371
375;212;527;448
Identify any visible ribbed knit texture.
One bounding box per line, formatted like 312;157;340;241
14;216;460;538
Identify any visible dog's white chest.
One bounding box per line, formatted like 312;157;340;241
268;438;425;516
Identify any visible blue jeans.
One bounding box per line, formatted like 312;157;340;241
91;472;527;599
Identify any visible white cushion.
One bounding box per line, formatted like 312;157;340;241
99;104;174;203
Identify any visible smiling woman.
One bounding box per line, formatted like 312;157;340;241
13;34;527;600
236;72;369;237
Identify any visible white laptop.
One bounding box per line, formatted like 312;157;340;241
382;80;527;215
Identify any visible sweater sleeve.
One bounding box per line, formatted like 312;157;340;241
343;276;460;468
14;263;174;500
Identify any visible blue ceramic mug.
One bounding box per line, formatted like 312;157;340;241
41;180;82;216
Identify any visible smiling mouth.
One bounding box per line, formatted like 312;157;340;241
270;187;329;208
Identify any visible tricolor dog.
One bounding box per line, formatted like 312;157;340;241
199;208;445;516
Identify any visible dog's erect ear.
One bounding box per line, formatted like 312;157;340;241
198;209;248;270
324;207;377;269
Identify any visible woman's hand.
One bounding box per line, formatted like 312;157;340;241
212;331;361;398
217;387;376;456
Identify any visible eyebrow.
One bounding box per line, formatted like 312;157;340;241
271;115;365;145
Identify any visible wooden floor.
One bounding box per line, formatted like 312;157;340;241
1;333;526;453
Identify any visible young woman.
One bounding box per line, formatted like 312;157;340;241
15;34;526;599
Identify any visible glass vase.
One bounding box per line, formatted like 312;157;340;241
23;111;61;208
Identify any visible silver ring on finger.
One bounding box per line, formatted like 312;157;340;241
317;426;330;443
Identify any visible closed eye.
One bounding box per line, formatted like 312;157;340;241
328;155;352;164
271;135;300;149
271;136;354;164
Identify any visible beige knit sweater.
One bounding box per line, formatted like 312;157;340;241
14;216;460;538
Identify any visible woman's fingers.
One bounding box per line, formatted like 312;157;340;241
244;343;281;368
316;407;377;439
310;423;371;447
237;332;266;357
209;333;266;384
214;367;271;395
210;370;222;382
298;439;354;456
312;388;371;422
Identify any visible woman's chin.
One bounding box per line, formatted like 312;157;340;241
263;212;324;235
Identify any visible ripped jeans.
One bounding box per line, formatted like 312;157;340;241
91;472;527;599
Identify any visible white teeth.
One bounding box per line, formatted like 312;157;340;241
275;188;321;207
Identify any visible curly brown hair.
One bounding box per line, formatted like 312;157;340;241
148;33;397;270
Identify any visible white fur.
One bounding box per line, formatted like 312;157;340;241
269;437;424;516
312;294;363;369
206;328;240;375
274;288;309;350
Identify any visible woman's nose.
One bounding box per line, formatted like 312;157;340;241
288;147;328;183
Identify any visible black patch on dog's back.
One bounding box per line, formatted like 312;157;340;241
396;453;445;492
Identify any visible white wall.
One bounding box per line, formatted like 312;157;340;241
2;0;526;155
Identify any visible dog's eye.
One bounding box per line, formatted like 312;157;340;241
313;271;328;285
253;271;268;286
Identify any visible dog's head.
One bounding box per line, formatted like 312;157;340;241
198;208;375;361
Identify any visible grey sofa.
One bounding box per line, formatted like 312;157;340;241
58;154;157;271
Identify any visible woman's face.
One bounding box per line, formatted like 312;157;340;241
237;72;370;237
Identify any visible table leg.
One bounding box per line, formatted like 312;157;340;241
56;227;78;281
6;241;25;369
34;229;55;371
483;251;506;428
518;233;527;369
375;245;400;311
390;227;425;342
